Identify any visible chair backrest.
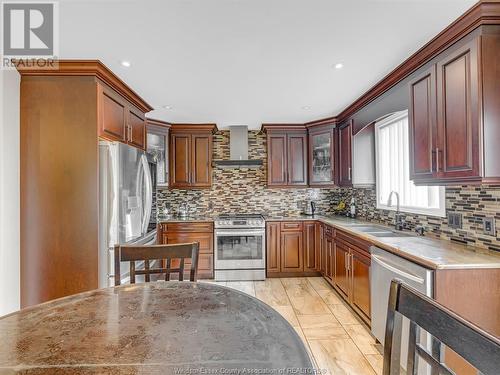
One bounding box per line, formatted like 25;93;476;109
383;279;500;375
114;242;199;285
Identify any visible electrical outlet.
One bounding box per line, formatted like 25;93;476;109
447;212;462;229
483;217;496;236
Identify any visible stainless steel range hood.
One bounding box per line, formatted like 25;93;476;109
213;126;263;168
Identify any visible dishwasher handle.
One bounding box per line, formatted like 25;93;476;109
371;254;425;284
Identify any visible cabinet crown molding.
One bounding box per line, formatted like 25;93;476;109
14;59;153;113
170;123;218;133
146;118;171;129
261;123;306;132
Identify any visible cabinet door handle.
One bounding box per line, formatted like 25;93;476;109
129;125;133;143
431;149;436;172
435;147;440;172
348;167;352;181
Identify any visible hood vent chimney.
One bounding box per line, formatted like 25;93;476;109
213;126;263;169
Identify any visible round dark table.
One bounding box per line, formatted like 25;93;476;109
0;282;313;374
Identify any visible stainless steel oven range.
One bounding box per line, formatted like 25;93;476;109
214;214;266;281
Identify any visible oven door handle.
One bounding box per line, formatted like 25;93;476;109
215;230;265;236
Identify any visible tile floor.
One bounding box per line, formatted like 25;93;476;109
201;277;383;375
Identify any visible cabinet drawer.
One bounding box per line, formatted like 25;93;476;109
280;222;303;231
164;233;213;254
162;222;213;233
336;230;371;254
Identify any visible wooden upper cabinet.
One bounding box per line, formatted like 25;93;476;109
408;37;500;185
436;39;480;180
268;134;287;186
170;133;191;187
99;86;126;142
287;133;308;186
308;124;336;186
127;106;146;150
97;83;146;150
169;124;216;189
146;119;170;187
337;121;352;186
263;125;308;187
191;134;212;187
409;66;437;180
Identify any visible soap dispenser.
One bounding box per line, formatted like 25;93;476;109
349;197;356;218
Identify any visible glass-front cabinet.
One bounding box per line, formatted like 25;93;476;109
308;124;336;186
146;119;170;187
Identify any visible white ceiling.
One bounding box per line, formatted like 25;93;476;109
58;0;476;129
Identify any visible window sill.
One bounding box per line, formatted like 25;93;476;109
376;204;446;218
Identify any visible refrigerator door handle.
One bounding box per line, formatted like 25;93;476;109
141;153;153;236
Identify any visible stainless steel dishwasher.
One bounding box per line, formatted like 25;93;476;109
370;246;434;374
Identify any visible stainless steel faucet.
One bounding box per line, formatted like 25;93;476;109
387;191;405;230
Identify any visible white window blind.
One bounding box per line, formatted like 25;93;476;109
375;110;445;217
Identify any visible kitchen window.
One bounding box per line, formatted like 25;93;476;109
375;110;445;217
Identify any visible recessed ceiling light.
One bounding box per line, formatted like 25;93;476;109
334;63;344;69
120;60;131;67
302;106;311;110
162;105;173;110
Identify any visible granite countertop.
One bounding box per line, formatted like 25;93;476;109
157;213;500;269
268;215;500;270
0;282;313;373
158;215;215;222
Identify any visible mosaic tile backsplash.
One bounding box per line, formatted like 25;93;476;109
157;130;500;252
157;130;339;217
334;186;500;253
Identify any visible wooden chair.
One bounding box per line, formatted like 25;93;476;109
114;242;199;285
383;279;500;375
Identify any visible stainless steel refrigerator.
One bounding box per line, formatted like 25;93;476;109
98;141;156;288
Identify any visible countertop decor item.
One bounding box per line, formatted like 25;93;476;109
0;282;313;373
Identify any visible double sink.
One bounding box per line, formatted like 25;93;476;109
343;224;412;238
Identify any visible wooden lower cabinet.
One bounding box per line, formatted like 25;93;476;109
319;224;326;275
304;222;317;272
159;222;214;279
266;223;281;274
319;225;372;325
281;231;304;272
324;233;334;281
333;239;350;298
266;221;320;276
332;231;372;325
266;221;371;323
350;247;371;322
